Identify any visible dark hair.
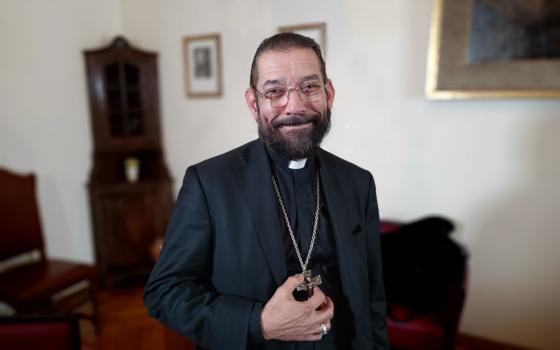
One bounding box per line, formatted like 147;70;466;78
249;32;327;88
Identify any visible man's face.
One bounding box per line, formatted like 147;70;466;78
245;48;335;159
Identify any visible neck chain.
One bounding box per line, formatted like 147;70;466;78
271;169;321;273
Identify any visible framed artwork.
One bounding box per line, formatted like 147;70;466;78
182;33;222;97
279;22;326;56
426;0;560;99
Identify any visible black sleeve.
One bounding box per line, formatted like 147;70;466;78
143;166;260;350
365;173;390;349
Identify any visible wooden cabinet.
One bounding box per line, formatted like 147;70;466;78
84;37;172;287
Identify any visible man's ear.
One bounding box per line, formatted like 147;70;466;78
245;88;259;122
325;79;335;110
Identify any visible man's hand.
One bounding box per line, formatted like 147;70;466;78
260;274;334;341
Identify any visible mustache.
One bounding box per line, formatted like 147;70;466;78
271;114;319;128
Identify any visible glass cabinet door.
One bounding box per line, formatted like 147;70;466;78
104;62;143;138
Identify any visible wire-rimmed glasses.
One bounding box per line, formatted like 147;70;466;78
253;81;327;108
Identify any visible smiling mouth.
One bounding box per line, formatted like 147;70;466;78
273;115;317;129
278;121;313;130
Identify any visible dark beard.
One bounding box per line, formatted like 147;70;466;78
257;108;331;160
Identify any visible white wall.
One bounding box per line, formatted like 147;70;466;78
1;1;559;349
121;1;560;349
0;0;123;262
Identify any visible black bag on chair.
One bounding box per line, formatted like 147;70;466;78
381;216;467;317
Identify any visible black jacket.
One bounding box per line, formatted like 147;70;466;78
144;140;388;349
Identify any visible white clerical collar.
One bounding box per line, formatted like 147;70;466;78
288;158;307;169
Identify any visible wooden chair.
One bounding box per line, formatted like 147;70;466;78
380;217;468;350
0;315;81;350
0;168;98;329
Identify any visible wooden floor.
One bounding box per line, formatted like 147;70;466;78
80;287;165;350
80;287;531;350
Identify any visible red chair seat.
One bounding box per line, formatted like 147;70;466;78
387;311;446;350
0;315;81;350
0;259;95;306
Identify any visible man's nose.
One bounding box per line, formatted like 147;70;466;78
284;88;306;113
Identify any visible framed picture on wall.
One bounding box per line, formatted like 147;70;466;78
278;22;326;56
426;0;560;99
182;33;222;97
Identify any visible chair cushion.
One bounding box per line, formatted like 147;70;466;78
387;315;446;350
0;259;95;306
0;316;80;350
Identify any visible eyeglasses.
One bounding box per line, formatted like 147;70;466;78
253;81;327;107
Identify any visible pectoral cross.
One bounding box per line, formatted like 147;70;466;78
296;270;322;297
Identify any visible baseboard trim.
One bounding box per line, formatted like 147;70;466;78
458;333;540;350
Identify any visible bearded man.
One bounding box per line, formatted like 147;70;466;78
144;33;388;350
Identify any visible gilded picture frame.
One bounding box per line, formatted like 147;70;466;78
279;22;326;57
183;33;222;97
426;0;560;99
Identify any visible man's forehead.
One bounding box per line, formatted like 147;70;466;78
256;48;322;84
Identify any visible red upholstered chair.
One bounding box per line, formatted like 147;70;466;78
380;217;468;350
0;315;81;350
0;168;98;328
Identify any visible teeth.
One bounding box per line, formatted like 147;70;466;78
275;117;315;128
